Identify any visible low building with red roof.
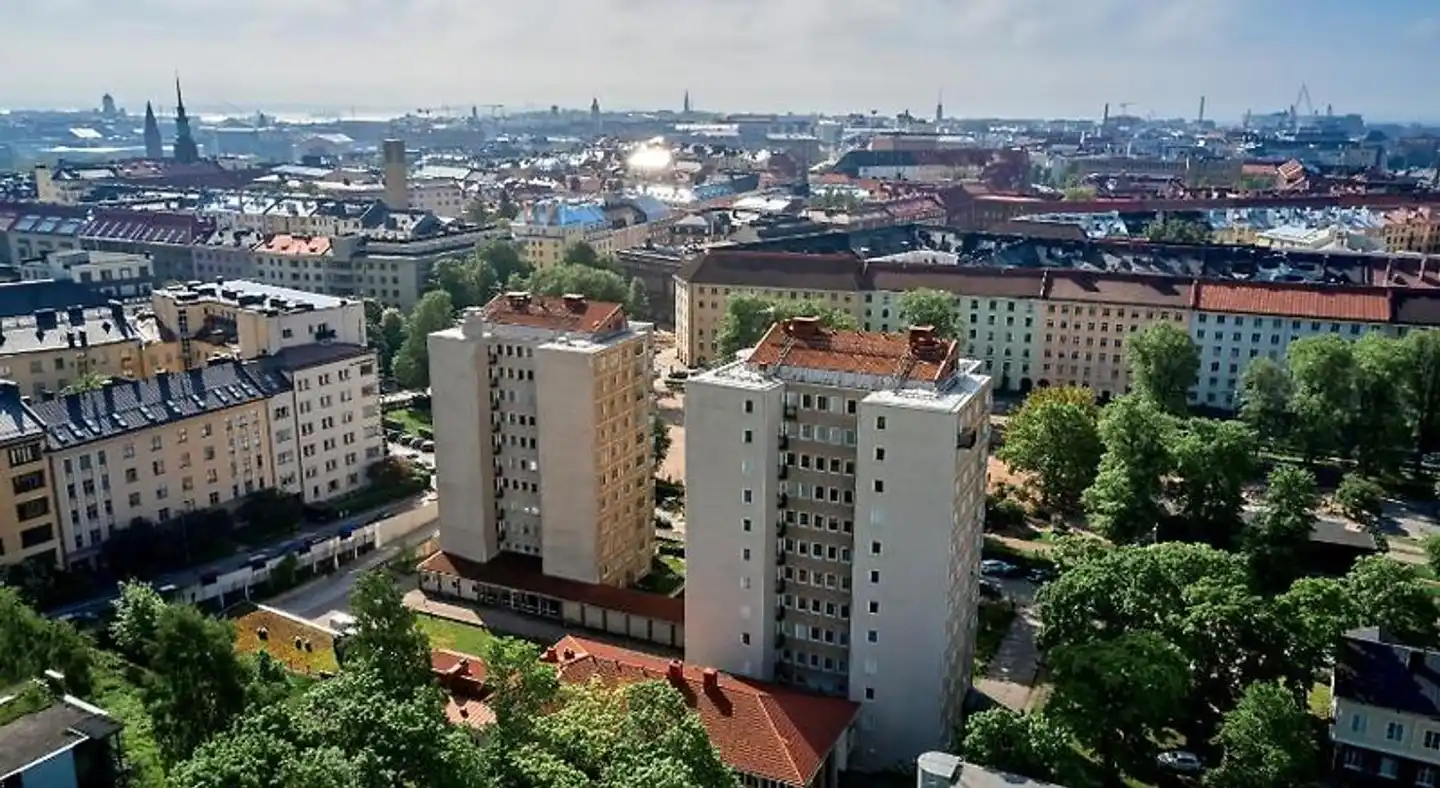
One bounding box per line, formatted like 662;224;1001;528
543;635;859;788
431;648;496;733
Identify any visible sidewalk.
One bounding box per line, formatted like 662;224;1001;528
974;603;1044;712
403;589;681;657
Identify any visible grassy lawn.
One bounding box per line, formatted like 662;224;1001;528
416;613;495;656
972;600;1018;678
388;408;433;437
633;555;686;595
1309;681;1333;720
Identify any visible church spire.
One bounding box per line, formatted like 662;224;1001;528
172;74;199;164
142;101;164;160
683;90;691;114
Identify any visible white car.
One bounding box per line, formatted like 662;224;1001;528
1156;750;1203;774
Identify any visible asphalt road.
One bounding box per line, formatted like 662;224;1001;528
269;517;438;623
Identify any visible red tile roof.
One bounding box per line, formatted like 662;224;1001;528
545;636;858;787
432;649;496;729
1194;280;1390;322
419;551;684;623
747;320;958;383
258;234;332;256
480;292;627;334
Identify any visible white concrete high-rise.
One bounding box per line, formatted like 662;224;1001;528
684;318;992;770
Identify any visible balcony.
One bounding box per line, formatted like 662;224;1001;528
494;487;505;499
783;405;797;420
957;428;978;450
775;607;785;621
778;434;789;450
777;493;788;509
775;553;787;567
489;377;499;389
491;420;502;434
777;464;789;480
776;579;786;593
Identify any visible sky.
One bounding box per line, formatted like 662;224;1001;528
3;0;1439;122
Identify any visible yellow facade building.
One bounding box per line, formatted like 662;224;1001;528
0;382;60;567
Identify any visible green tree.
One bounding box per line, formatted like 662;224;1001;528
1345;555;1440;646
1168;418;1257;547
960;709;1072;784
1145;218;1212;244
1401;329;1440;467
1244;464;1319;591
1047;632;1189;783
363;298;384;344
496;189;519;220
1062;186;1096;201
1237;356;1292;446
429;255;487;310
525;263;629;304
1272;577;1358;690
1287;334;1356;462
60;371;109;395
1206;682;1318;788
463;198;490;225
1334;473;1385;526
378;308;407;376
1083;395;1173;544
1126;322;1199;414
145;604;250;764
562;241;602;268
0;586;92;694
996;387;1102;514
1424;533;1440;579
714;294;858;360
896;288;960;339
477;240;530;286
344;571;433;695
1351;332;1411;477
394;290;454;390
110;580;166;660
626;277;651;320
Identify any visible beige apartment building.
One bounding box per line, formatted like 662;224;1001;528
1383;205;1440;254
0;381;60;567
1036;271;1194;399
684;318;992;769
150;279;367;368
674;251;867;366
30;361;289;567
0;303;146;398
429;292;655;587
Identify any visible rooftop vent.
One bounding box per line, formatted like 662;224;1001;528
505;291;533;311
701;667;719;692
561;293;587;312
784;316;822;337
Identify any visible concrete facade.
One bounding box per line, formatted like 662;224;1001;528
684;319;991;769
429;292;655;587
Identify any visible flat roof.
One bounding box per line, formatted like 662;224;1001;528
156;278;349;312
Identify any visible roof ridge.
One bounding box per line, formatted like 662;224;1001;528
756;693;809;785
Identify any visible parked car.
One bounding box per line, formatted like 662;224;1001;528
980;559;1020;577
419;440;435;452
979;578;1004;600
1027;567;1056;584
1156;750;1203;774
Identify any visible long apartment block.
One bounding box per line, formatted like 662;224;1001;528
428;292;655;588
676;249;1440;406
684;318;992;769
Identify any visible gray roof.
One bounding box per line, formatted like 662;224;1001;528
0;698;121;779
156;278;348;312
30;361;291;450
918;753;1067;788
265;342;372;371
0;382;44;446
0;307;138;355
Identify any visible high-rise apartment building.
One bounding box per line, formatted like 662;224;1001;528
684;318;992;769
428;292;655;587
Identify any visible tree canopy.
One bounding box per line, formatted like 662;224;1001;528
995;387;1102;515
714;295;857;360
1145;218;1212;244
1125;322;1199;414
896;288;961;340
960;709;1072;785
394;290;454;390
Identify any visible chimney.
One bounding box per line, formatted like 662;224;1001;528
79;330;88;347
562;648;575;661
34;309;57;331
457;658;470;676
505;291;532;311
66;332;75;348
562;293;587;312
701;667;719;692
666;659;683;683
786;316;821;337
66;307;84;326
542;647;557;662
908;324;937;351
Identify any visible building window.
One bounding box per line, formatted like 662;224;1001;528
742;518;751;532
742;548;750;561
15;498;49;522
1419;766;1437;788
875;416;886;430
1425;730;1440;750
743;429;753;444
1351;714;1368;734
742;489;752;504
873;480;884;493
864;687;875;700
1386;721;1405;742
867;630;877;643
869;570;879;583
1379;756;1398;779
19;523;52;548
744;399;753;414
874;447;885;461
7;443;42;467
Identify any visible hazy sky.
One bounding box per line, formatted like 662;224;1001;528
4;0;1438;121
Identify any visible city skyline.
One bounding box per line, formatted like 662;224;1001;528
3;0;1439;122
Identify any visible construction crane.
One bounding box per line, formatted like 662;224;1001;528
1117;101;1134;117
477;104;507;132
1289;84;1316;129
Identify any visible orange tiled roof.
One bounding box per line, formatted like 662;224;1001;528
258;234;331;256
747;320;957;383
1194;280;1390;322
480;292;627;334
231;605;339;675
546;636;858;787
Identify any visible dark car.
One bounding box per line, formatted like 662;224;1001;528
979;578;1004;600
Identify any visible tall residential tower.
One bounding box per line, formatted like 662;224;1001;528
684;318;992;769
428;292;655;587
